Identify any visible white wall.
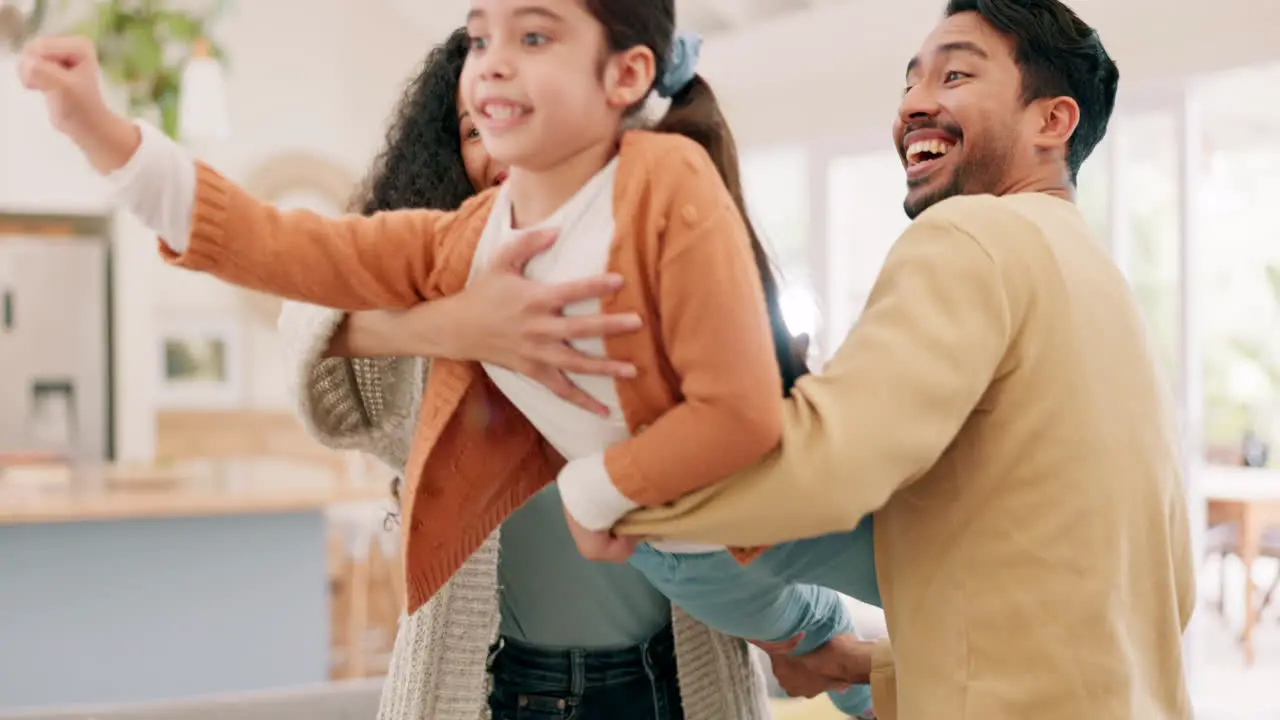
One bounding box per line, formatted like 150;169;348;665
152;0;428;417
1;0;431;460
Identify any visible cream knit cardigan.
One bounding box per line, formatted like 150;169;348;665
278;302;775;720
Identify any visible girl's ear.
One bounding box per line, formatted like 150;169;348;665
603;45;656;110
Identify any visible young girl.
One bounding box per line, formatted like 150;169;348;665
281;28;764;719
20;1;875;715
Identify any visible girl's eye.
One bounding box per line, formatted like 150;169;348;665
944;70;969;83
468;36;487;51
466;127;480;140
523;32;548;46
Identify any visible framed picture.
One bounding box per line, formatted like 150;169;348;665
155;311;246;409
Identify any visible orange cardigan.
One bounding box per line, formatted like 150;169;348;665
161;131;781;613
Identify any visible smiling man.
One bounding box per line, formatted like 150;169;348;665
616;0;1195;718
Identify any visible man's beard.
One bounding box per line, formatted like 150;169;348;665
902;137;1012;220
903;168;967;220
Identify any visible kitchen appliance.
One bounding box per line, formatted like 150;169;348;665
0;228;110;461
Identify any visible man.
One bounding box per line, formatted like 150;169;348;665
616;1;1196;718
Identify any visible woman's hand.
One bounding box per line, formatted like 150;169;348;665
436;229;643;415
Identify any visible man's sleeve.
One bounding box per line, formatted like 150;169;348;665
615;213;1019;545
869;639;898;720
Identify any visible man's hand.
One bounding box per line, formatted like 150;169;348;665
755;632;875;698
442;230;643;416
17;36;140;173
562;502;638;563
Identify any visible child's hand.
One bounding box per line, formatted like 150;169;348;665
562;502;638;563
17;36;140;173
18;36;106;136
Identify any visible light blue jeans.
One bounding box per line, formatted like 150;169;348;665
628;515;879;717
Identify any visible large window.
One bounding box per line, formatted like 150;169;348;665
1075;137;1111;244
825;150;911;351
1112;112;1182;397
741;65;1280;468
740;146;820;342
1193;64;1280;463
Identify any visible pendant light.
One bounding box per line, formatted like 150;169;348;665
178;36;229;142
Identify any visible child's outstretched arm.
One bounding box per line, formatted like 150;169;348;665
19;36;450;310
558;138;784;532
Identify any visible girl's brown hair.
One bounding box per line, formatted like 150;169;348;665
586;0;809;393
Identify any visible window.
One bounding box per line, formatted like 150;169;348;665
1112;111;1182;398
1076;137;1111;245
825;150;911;351
1191;63;1280;463
740;146;820;341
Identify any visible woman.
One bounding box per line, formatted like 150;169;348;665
276;28;775;720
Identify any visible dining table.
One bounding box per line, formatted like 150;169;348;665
1201;465;1280;666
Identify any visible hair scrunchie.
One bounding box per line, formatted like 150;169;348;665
655;31;703;98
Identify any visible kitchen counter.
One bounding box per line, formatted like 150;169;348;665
0;458;393;711
0;458;388;525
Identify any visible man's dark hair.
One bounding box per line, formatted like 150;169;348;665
946;0;1119;183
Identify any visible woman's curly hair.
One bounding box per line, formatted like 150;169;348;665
349;27;475;216
351;27;475;520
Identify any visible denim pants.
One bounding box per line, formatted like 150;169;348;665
752;513;881;606
487;624;684;720
629;516;878;717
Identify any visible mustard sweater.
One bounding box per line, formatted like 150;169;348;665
619;192;1196;720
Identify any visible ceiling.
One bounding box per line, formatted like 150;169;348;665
386;0;851;39
678;0;848;36
382;0;1280;147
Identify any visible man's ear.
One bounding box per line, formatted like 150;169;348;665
603;45;656;109
1033;95;1079;152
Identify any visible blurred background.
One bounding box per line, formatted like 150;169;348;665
1;0;1279;718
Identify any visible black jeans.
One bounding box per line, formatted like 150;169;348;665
486;624;685;720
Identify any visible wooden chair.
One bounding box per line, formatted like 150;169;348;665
327;501;403;679
1205;521;1280;620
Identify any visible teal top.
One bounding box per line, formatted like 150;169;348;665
498;484;671;649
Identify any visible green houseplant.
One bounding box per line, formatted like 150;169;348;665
60;0;228;138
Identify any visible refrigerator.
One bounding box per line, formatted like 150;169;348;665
0;232;111;461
